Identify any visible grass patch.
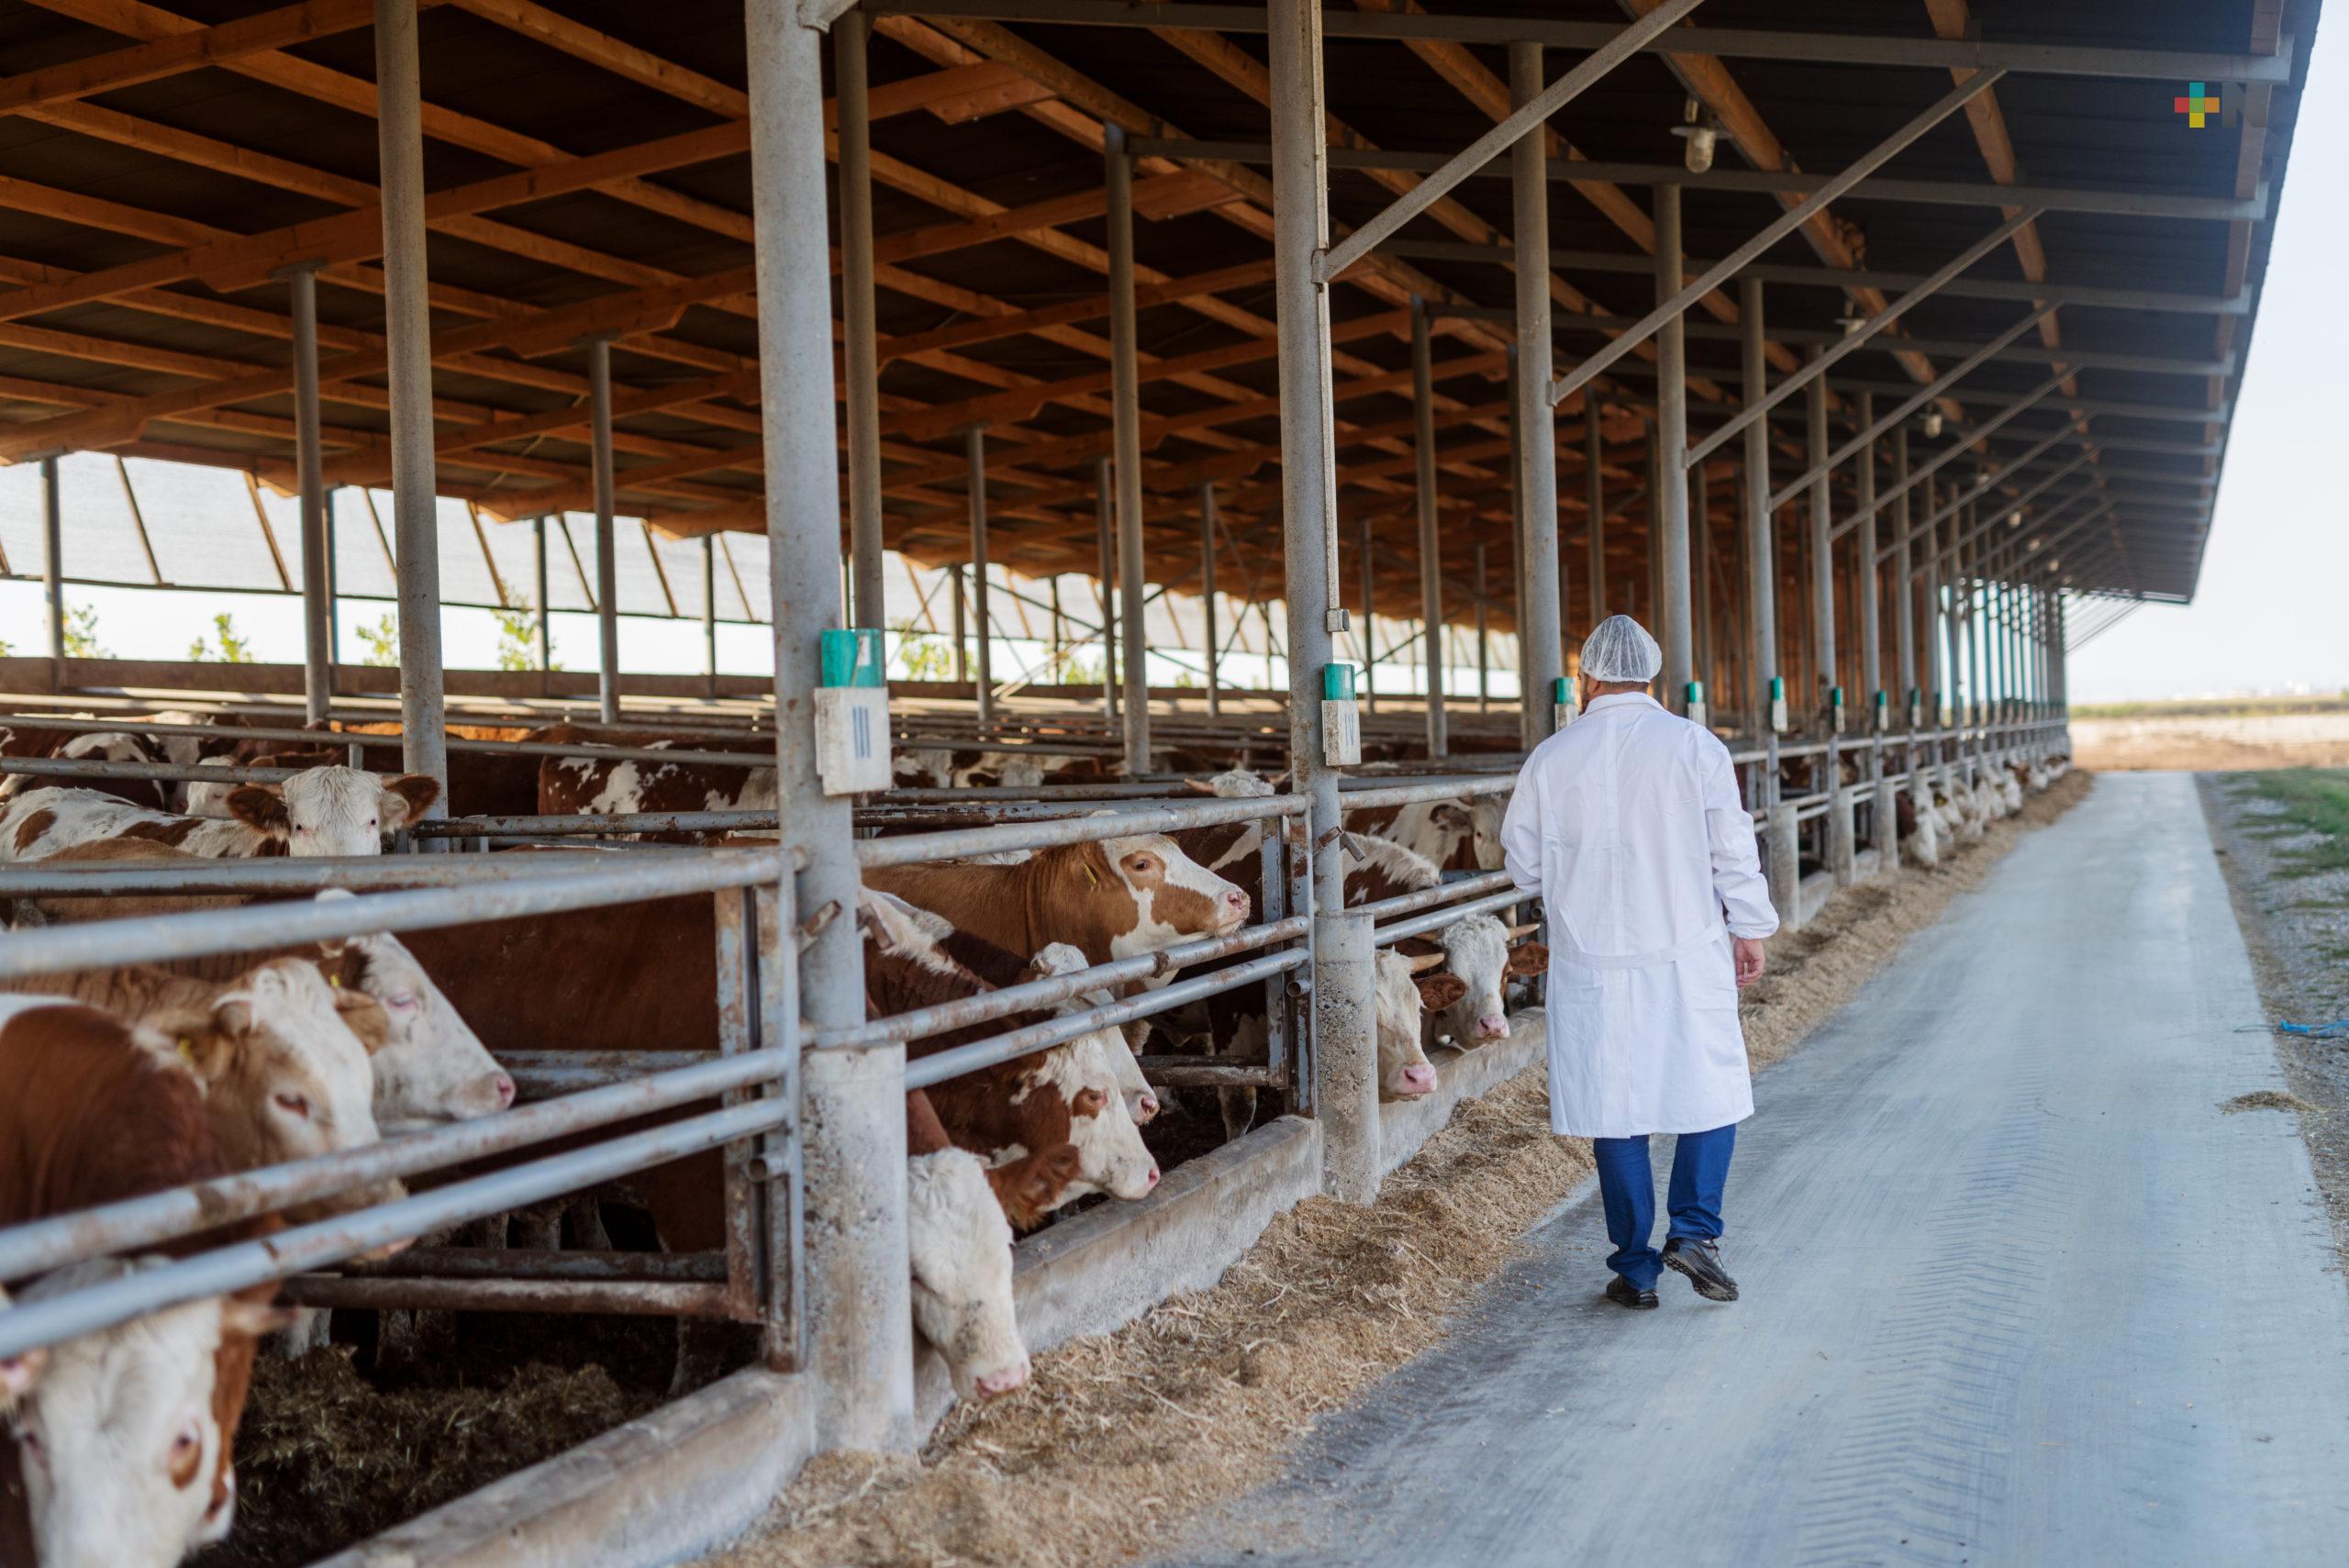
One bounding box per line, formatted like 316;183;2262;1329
2234;770;2349;877
2074;695;2349;721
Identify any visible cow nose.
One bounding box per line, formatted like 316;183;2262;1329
1132;1089;1161;1123
487;1072;517;1109
975;1358;1031;1399
1144;1163;1161;1190
1223;889;1250;917
1475;1013;1510;1041
1398;1064;1437;1095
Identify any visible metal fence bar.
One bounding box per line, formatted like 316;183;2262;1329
1349;868;1515;924
277;1276;734;1317
0;1098;786;1362
0;755;304;786
855;795;1304;869
0;851;691;896
1371;885;1530;945
903;948;1308;1091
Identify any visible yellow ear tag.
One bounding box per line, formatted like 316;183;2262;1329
177;1038;196;1062
328;973;341;989
1082;862;1098;889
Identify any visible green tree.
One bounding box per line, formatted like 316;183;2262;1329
61;605;110;660
186;612;257;663
891;620;954;681
494;596;555;673
356;612;399;668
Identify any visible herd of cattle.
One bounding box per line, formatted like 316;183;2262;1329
0;712;1542;1568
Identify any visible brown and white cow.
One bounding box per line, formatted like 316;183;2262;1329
534;726;774;828
892;748;1109;791
1343;795;1506;873
0;998;290;1568
906;1091;1030;1402
0;730;173;813
0;962;398;1219
0;767;438;862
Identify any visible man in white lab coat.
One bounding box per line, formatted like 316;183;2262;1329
1501;616;1778;1309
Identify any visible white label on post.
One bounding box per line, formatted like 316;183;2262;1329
1770;694;1788;732
814;686;893;795
1686;697;1709;729
1321;698;1362;766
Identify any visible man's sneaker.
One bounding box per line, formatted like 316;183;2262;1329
1604;1274;1659;1310
1662;1238;1739;1301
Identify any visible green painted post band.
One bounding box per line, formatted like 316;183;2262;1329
1323;662;1356;701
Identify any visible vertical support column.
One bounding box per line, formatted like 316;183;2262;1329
948;564;968;683
835;11;885;632
1475;540;1490;712
1411;296;1446;758
1693;460;1711;698
704;535;719;698
1106;125;1150;775
1893;428;1915;725
533;514;552;690
1271;0;1375;1203
1805;357;1837;721
375;0;445;802
965;424;994;731
1856;394;1881;724
1509;41;1564;744
1585;392;1606;627
589;335;620;726
1095;457;1117;722
40;455;64;692
744;0;905;1446
1766;801;1803;933
1739;279;1778;789
1200;483;1221;717
1654;183;1693;705
288;264;332;723
1358;512;1377;712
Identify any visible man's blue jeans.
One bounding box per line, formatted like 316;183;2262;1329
1591;1124;1736;1290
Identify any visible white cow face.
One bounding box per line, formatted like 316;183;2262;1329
1025;942;1158;1122
11;1266;285;1568
168;961;398;1215
227;765;438;856
907;1148;1029;1402
1099;831;1249;953
1422;916;1542;1047
1022;1030;1159;1200
1372;950;1446;1098
313;896;511;1129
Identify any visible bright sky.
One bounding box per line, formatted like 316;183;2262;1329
2066;24;2349;702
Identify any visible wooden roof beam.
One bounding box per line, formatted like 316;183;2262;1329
0;0;421;117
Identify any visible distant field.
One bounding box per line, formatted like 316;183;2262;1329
2073;705;2349;772
2071;695;2349;721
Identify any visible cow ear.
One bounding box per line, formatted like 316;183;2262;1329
380;773;440;829
227;784;289;834
1433;802;1472;828
1414;973;1469;1010
1506;941;1550;976
221;1288;295;1340
988;1144;1083;1229
333;989;389;1053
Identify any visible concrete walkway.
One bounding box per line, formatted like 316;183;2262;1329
1168;773;2349;1567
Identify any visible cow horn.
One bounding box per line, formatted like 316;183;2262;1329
1505;921;1542;939
1404;951;1448;973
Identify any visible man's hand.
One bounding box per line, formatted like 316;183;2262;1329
1732;936;1767;989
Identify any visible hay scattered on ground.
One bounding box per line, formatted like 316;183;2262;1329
198;1350;661;1568
2222;1089;2321;1115
705;772;2095;1568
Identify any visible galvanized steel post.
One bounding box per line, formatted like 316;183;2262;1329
289;263;331;724
1475;541;1490;710
1510;41;1564;745
374;0;447;805
1806;355;1837;720
745;0;907;1448
704;535;719;697
1107;125;1151;774
1201;483;1221;716
1270;0;1376;1202
1585;390;1606;626
1411;296;1446;757
836;10;885;633
40;455;63;692
1359;509;1378;713
533;514;552;687
966;423;994;730
1095;456;1117;722
1740;278;1777;745
1655;183;1693;705
589;335;620;725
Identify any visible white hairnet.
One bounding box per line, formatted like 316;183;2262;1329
1580;615;1663;683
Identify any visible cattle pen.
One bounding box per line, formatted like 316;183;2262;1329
0;2;2308;1566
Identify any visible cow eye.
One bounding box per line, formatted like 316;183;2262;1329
386;992;418;1011
18;1428;42;1463
173;1419;201;1459
273;1092;311;1119
368;817;378;828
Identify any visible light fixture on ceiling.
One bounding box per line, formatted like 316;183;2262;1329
2009;510;2024;528
1835;308;1869;337
1670;95;1721;174
1922;409;1945;439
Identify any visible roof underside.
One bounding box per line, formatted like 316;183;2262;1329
0;0;2321;621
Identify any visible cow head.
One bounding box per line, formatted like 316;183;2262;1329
1408;916;1544;1046
226;765;439;856
313;895;512;1129
1186;768;1276;799
158;960;399;1217
1089;831;1249;955
1372;950;1445;1098
1022;942;1159;1123
1019;1029;1159;1200
907;1147;1029;1402
1467;796;1508;871
10;1263;288;1568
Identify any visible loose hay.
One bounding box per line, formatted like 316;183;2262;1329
2222;1089;2320;1115
704;771;2095;1568
197;1349;662;1568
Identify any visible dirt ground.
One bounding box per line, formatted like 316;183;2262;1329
2199;770;2349;1268
701;771;2095;1568
2075;711;2349;772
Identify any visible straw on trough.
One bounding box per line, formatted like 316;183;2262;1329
707;771;2096;1568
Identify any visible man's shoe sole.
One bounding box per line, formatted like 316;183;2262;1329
1605;1281;1659;1310
1663;1250;1739;1302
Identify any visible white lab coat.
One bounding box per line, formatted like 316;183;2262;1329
1501;693;1779;1139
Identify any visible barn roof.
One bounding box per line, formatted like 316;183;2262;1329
0;0;2321;619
